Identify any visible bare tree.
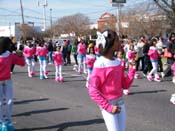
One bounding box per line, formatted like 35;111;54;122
153;0;175;30
120;1;168;38
52;13;90;37
19;24;40;40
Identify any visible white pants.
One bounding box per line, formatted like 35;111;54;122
78;57;86;73
25;58;35;74
0;80;13;123
38;59;47;76
149;61;158;77
55;65;62;78
87;68;92;82
101;104;126;131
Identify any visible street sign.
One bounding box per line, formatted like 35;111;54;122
112;0;126;3
112;3;124;7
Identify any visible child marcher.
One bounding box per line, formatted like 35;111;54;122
52;44;64;82
88;30;136;131
77;39;87;74
116;50;125;67
23;41;36;77
128;44;141;79
36;40;48;80
147;37;161;82
0;37;25;131
85;46;96;87
170;54;175;104
116;51;130;96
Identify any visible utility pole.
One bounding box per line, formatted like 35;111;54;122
110;0;126;35
9;22;11;37
50;8;52;28
20;0;25;24
116;4;122;35
38;0;48;31
116;5;120;35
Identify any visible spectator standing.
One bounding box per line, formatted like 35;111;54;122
62;40;68;66
71;40;78;70
162;32;175;78
47;40;54;64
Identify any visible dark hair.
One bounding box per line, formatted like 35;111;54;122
38;40;44;47
87;46;95;54
0;37;12;55
99;29;119;55
129;44;134;50
169;32;175;41
150;37;158;46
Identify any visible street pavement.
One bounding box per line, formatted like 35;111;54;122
10;62;175;131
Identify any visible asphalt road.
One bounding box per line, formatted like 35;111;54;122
10;63;175;131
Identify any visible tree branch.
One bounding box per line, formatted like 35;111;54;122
153;0;172;12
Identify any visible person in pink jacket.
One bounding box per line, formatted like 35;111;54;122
77;39;87;74
170;54;175;104
85;46;96;87
23;41;36;77
116;50;131;96
36;40;48;79
0;37;25;131
88;30;136;131
52;44;64;82
147;37;161;82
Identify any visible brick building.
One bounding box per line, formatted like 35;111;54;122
97;12;117;31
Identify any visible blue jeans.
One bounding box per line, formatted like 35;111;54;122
0;80;13;123
48;51;53;63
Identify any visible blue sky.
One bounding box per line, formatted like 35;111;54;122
0;0;147;27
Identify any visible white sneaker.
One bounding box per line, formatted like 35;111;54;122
161;72;165;78
142;73;147;77
134;73;141;79
172;77;175;84
86;81;89;88
73;65;78;71
74;64;78;67
170;94;175;104
28;74;32;78
44;74;48;79
154;77;161;82
123;90;129;95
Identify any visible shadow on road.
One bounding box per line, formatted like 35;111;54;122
13;107;69;117
15;118;104;131
129;89;167;95
14;98;49;105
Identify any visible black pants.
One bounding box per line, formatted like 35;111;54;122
73;54;78;65
143;55;152;75
136;56;144;71
63;54;68;65
164;58;174;77
67;51;71;64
